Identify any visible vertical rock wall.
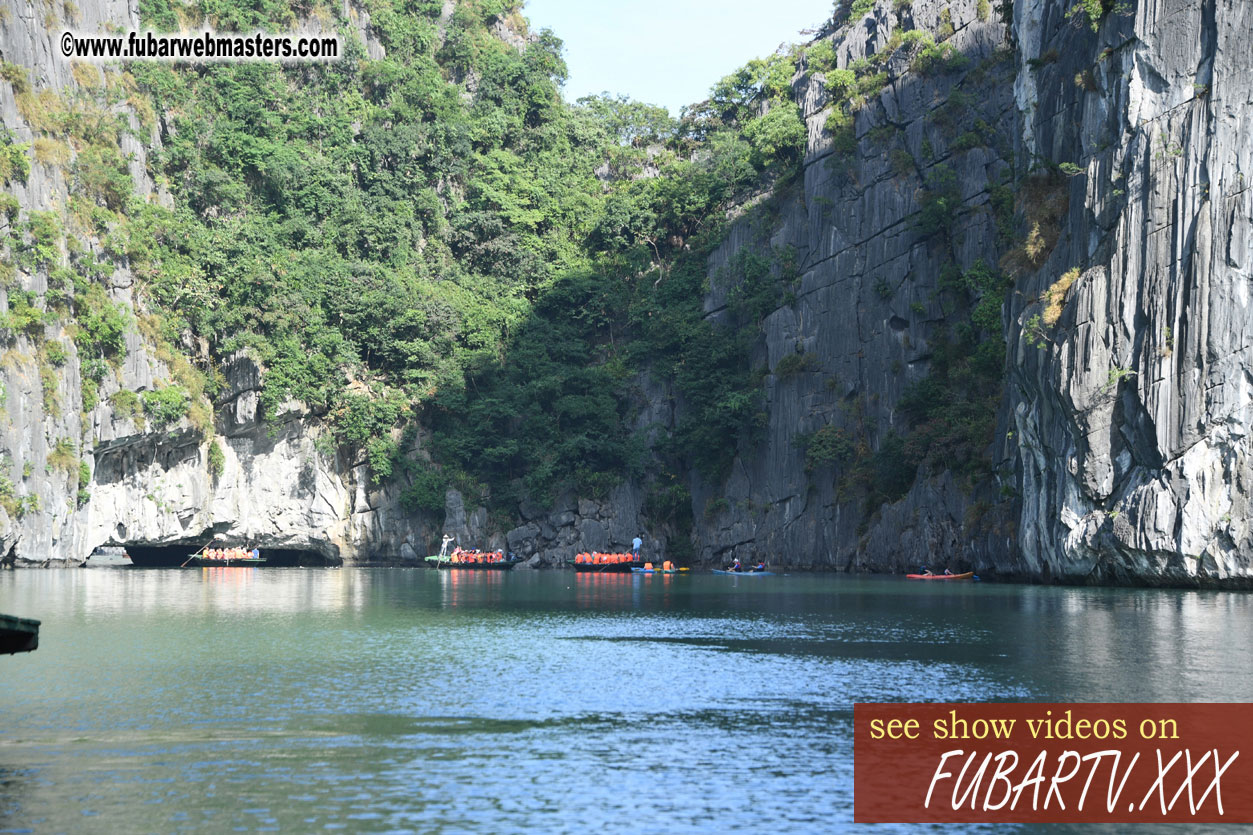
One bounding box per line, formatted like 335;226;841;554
1008;0;1253;585
685;0;1253;586
691;0;1020;573
0;0;150;562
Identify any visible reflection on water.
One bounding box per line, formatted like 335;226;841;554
4;565;375;618
574;571;646;611
1;569;1250;833
437;567;510;610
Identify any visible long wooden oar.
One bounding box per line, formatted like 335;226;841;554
179;545;205;568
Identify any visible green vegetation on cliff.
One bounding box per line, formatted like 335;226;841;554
106;0;803;511
0;0;1012;536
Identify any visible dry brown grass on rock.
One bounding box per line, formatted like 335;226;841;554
1000;174;1070;277
1042;267;1080;326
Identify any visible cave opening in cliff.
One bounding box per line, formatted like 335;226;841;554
125;544;198;567
125;544;338;567
255;549;338;567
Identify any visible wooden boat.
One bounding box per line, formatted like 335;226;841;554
572;560;643;573
0;613;39;655
186;554;266;567
712;569;774;576
905;571;975;580
570;552;643;573
425;554;515;570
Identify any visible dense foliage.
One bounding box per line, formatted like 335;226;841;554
0;0;1010;537
112;0;803;511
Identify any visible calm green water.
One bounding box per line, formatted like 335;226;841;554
1;568;1251;833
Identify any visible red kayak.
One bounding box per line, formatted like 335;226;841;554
906;572;974;580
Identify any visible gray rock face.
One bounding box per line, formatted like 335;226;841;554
0;0;440;568
482;481;660;566
2;0;1246;585
1004;0;1253;585
685;0;1253;586
690;0;1018;572
78;352;440;564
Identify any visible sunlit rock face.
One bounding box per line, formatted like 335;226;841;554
0;0;435;565
1005;0;1253;586
689;0;1253;586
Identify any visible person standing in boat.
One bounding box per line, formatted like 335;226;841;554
632;535;642;560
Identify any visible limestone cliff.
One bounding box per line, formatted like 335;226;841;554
689;0;1253;587
1;0;1248;585
0;0;441;564
693;0;1019;574
1007;0;1253;585
0;0;657;566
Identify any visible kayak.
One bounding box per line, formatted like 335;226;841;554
906;572;974;580
712;569;774;576
631;567;687;574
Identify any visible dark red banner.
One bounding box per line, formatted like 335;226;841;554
855;703;1253;823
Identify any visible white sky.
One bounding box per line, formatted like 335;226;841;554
521;0;832;115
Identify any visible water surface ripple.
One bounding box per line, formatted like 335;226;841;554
1;568;1250;833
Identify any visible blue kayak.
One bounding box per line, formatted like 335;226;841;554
712;569;774;576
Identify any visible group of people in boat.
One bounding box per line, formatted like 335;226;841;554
725;558;767;572
918;566;954;576
447;547;507;564
202;547;259;561
574;552;637;565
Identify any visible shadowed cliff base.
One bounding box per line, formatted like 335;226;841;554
126;544;339;567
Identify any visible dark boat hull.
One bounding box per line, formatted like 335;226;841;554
426;558;516;570
572;562;643;573
438;562;515;570
0;614;39;654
